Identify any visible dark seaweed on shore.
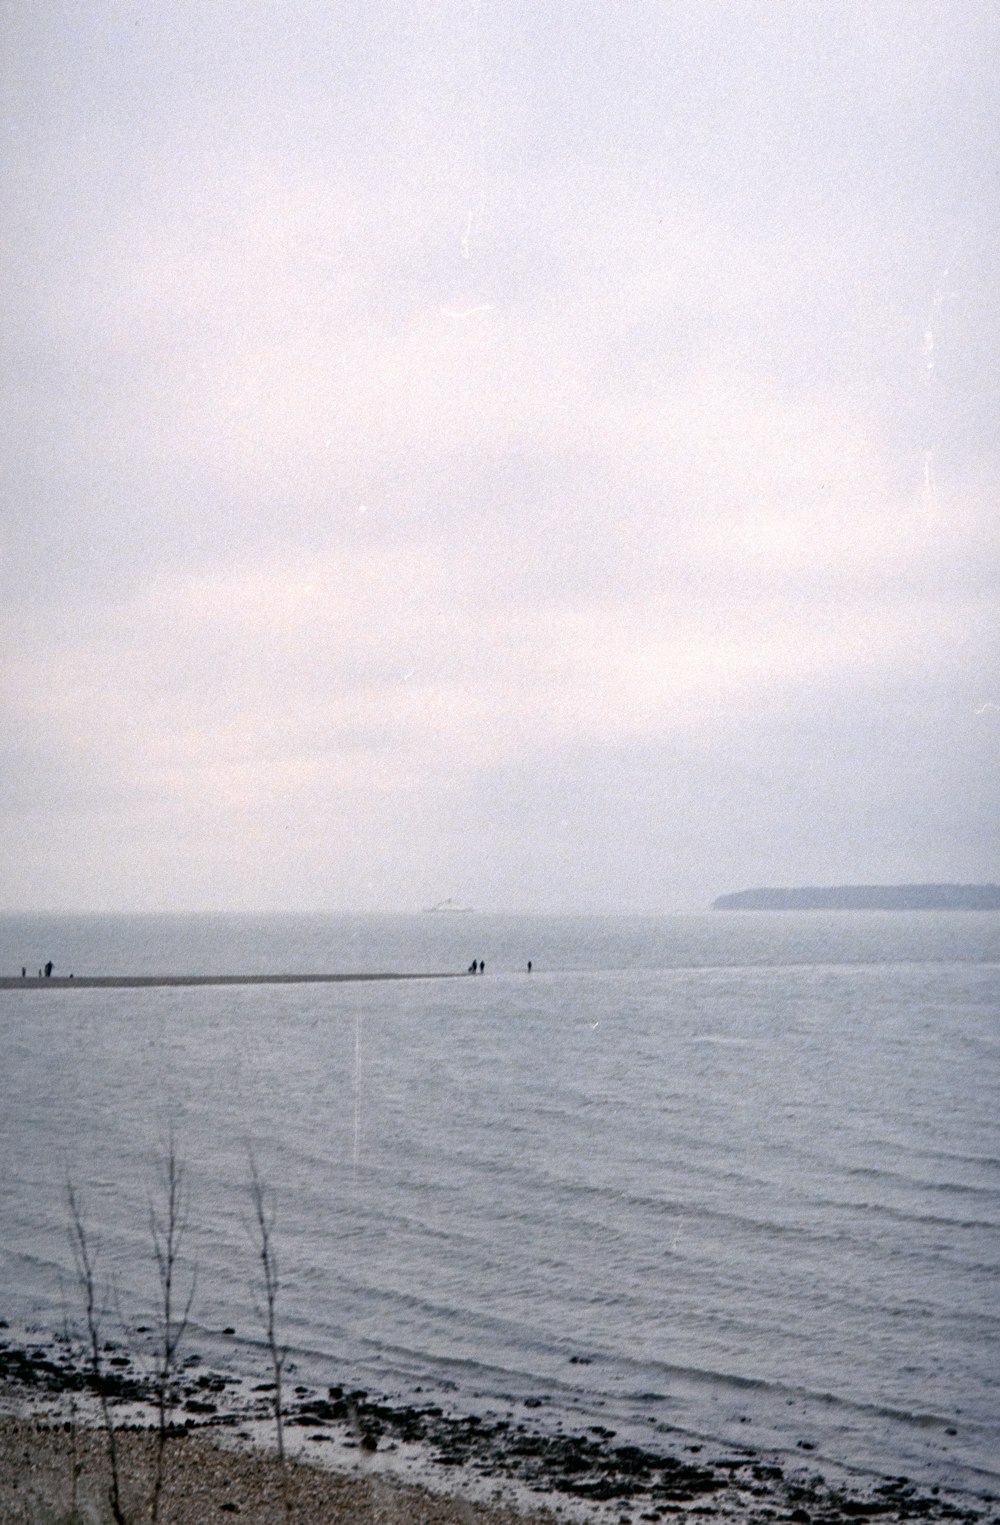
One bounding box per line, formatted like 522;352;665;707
1;1326;992;1525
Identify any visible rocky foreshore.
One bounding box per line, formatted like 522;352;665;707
1;1323;994;1525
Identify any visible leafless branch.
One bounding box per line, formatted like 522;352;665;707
66;1181;128;1525
148;1139;197;1524
249;1156;290;1523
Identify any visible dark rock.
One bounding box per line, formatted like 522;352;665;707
295;1397;347;1423
196;1372;227;1392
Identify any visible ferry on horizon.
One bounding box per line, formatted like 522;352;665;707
423;898;475;913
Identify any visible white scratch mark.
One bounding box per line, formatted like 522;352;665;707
974;702;999;716
921;449;939;525
461;208;475;260
440;303;494;319
922;326;935;377
352;1010;362;1174
923;268;956;381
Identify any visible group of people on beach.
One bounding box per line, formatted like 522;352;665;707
466;960;534;973
21;961;54;978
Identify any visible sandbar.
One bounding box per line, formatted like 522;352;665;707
0;971;465;990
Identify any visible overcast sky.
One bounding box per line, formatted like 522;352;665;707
2;1;997;913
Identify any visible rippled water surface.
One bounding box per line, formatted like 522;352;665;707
1;912;998;1500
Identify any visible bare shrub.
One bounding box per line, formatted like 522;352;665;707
249;1157;291;1523
148;1138;196;1523
66;1182;128;1525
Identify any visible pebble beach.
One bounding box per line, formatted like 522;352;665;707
1;1325;990;1525
0;1410;572;1523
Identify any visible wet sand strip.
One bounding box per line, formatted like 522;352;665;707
0;972;466;990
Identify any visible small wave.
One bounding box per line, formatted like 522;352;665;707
845;1163;1000;1200
688;1035;758;1045
607;1354;983;1435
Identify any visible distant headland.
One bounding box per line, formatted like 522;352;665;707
712;883;1000;911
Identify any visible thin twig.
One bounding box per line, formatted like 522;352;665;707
58;1299;82;1522
149;1139;196;1524
249;1157;291;1523
67;1182;128;1525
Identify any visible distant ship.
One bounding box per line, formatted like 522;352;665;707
423;898;475;913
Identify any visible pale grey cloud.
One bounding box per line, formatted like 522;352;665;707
1;0;996;910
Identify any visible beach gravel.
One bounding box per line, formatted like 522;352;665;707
0;1413;561;1524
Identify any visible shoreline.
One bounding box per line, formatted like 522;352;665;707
0;971;466;990
0;1324;989;1525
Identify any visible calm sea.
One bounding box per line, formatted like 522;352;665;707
1;912;998;1502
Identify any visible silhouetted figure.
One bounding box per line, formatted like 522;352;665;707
468;960;477;973
527;960;532;973
44;961;53;978
479;960;484;974
21;967;25;978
